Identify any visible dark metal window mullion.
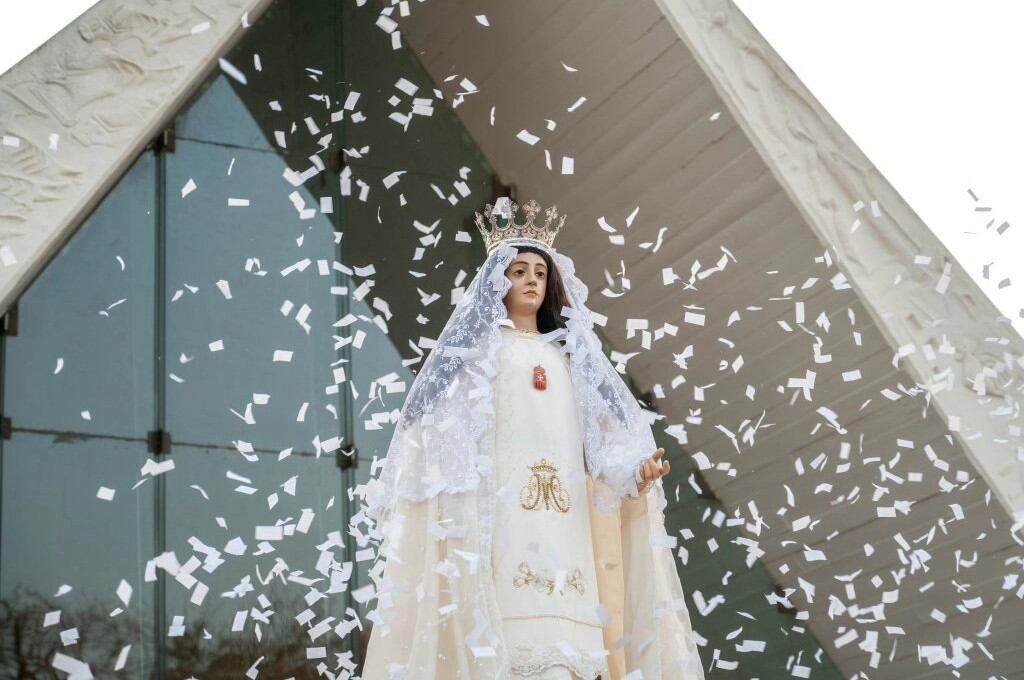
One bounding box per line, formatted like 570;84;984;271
332;2;363;667
153;137;169;680
0;311;5;592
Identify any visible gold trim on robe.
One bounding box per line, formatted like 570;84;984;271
361;475;704;680
519;457;571;513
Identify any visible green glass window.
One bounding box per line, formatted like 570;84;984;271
1;151;158;675
0;0;494;675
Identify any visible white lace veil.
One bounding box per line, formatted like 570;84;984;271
363;237;658;529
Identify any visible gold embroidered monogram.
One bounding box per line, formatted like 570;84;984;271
519;457;570;513
512;561;585;595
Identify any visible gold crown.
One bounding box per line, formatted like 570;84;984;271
527;458;560;474
474;199;566;253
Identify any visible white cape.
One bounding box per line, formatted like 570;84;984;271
357;233;704;679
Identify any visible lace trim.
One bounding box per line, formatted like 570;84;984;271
509;643;610;679
477;339;503;659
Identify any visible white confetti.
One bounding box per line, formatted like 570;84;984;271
218;57;248;85
376;14;398;33
114;645;131;671
516;129;540;146
395;77;418;96
140;458;175;478
683;311;705;326
0;245;18;267
117;580;133;606
51;652;92;678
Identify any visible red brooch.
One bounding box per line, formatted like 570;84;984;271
533;365;547;390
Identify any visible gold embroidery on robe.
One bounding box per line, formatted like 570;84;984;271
519;457;571;513
512;561;585;595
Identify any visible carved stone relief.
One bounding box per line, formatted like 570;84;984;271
0;0;270;313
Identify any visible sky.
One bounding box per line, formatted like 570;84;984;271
732;0;1024;336
2;0;1021;335
0;1;99;75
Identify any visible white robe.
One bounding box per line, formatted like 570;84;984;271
361;327;705;679
492;326;609;679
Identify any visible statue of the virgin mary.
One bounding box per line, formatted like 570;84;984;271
357;199;704;679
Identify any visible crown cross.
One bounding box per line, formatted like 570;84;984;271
474;199;566;253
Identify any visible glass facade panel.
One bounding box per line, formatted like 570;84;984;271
162;444;345;676
1;151;158;677
163;136;342;453
3;152;157;438
0;0;495;675
0;434;156;676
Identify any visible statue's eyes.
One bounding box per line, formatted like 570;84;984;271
510;268;545;277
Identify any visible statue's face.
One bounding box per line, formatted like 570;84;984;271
503;251;548;315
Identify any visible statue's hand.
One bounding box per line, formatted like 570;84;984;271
637;448;670;494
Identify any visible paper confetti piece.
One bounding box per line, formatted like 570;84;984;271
567;96;587;112
114;645;131;671
517;129;540;145
218;57;247;85
52;652;92;678
117;580;133;606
